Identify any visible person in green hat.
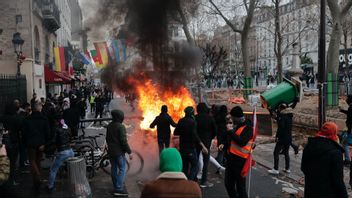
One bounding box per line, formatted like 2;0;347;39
174;106;208;181
141;148;201;198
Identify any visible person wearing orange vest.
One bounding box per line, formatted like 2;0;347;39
219;106;253;198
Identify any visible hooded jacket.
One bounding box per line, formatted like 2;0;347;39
174;115;201;151
195;103;217;148
275;108;293;144
22;111;50;148
301;137;348;198
150;112;177;139
106;110;131;157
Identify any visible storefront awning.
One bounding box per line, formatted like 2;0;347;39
44;66;71;84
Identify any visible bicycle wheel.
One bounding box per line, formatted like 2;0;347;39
76;145;94;167
126;151;144;176
100;154;131;175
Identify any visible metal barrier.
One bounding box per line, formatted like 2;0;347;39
67;157;92;198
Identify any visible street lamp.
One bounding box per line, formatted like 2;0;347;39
12;32;25;76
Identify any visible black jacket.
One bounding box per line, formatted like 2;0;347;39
174;116;201;151
195;113;217;148
224;121;253;170
275;108;293;144
301;137;348;198
53;125;71;152
63;106;81;128
150;113;177;139
95;96;105;111
22;111;50;148
215;111;227;146
106;110;131;157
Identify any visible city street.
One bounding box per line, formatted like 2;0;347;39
0;96;305;198
2;0;352;197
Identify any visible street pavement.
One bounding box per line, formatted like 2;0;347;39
0;96;331;198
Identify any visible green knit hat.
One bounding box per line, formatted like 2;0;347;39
159;148;182;172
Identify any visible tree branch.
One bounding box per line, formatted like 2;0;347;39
209;0;243;33
341;0;352;16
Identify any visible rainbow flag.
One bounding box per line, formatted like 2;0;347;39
94;42;109;68
54;47;66;72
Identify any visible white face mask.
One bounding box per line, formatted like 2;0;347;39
226;121;234;131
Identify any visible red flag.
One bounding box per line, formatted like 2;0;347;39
241;106;258;177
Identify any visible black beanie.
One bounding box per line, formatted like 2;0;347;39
230;106;244;118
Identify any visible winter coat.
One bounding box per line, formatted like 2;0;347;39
215;108;227;146
224;121;253;154
140;172;202;198
22;111;50;148
195;113;217;148
106;110;131;157
174;116;201;151
95;96;105;111
150;113;177;139
0;155;10;185
275;108;293;144
53;124;71;152
63;106;81;128
301;137;348;198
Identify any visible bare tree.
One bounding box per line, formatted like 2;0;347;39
201;44;228;78
257;0;319;82
209;0;259;90
326;0;352;75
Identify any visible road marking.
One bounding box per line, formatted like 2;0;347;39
273;177;304;194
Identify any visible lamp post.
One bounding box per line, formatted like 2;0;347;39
318;0;326;128
12;32;25;77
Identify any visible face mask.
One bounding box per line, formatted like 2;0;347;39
226;121;234;131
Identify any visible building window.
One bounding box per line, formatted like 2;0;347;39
39;79;42;89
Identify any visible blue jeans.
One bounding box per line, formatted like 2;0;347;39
48;149;74;188
180;148;198;181
110;154;127;191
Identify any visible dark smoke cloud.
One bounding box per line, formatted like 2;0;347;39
80;0;127;40
96;0;201;94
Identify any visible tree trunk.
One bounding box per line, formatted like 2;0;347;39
241;33;250;77
176;1;195;45
326;20;342;74
274;0;283;83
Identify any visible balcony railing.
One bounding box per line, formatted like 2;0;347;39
41;0;60;33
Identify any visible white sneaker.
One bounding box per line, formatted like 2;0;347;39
283;169;291;173
268;169;279;175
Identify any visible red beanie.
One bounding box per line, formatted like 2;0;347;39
316;122;338;142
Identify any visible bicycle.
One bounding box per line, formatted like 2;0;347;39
74;131;144;178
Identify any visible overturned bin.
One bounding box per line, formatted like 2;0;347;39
67;157;92;198
260;78;298;110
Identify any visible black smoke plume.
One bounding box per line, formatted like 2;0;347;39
97;0;200;93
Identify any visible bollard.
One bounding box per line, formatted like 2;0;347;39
67;157;92;198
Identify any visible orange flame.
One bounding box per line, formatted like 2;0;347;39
131;77;195;131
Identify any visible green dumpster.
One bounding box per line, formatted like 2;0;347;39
260;78;298;110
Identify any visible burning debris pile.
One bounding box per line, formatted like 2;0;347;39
98;0;200;126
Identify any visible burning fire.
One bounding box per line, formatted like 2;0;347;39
130;77;195;131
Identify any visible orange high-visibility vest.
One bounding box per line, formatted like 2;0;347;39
228;125;254;159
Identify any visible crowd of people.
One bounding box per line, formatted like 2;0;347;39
0;85;351;198
0;85;113;195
